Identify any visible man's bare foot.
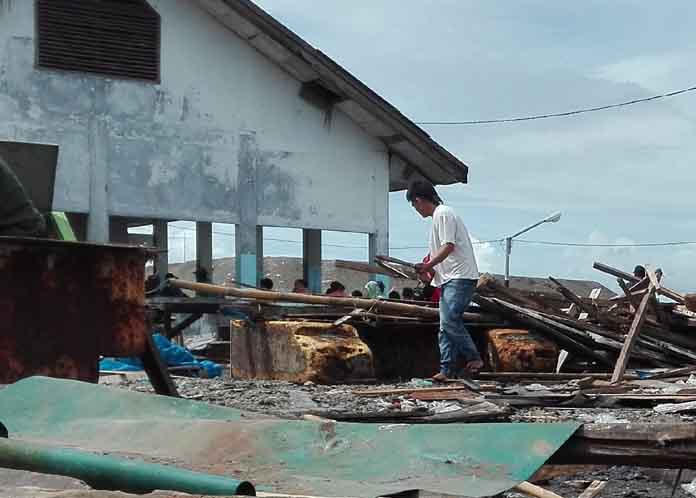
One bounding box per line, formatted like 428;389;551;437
465;360;484;373
431;372;448;382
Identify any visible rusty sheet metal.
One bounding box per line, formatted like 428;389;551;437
0;237;149;383
0;377;580;498
486;328;558;372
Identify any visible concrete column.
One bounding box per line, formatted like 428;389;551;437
235;225;263;287
196;221;213;282
108;217;129;244
153;220;168;277
369;155;390;290
86;119;109;242
235;131;262;287
302;228;322;293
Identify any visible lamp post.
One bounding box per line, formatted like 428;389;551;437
504;211;562;287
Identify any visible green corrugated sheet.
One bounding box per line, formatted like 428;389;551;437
0;377;580;497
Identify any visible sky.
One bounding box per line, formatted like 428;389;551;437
161;1;696;293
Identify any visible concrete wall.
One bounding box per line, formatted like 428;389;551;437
0;0;389;240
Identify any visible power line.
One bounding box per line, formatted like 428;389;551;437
416;84;696;125
517;239;696;248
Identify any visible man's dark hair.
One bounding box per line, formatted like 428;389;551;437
388;290;401;300
402;287;414;299
406;180;442;205
351;290;363;297
259;277;274;290
633;265;646;279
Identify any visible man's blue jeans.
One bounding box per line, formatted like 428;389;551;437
438;278;481;376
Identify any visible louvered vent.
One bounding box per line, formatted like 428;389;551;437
36;0;161;82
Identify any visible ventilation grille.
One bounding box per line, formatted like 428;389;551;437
36;0;161;82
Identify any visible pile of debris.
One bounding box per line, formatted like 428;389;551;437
474;261;696;384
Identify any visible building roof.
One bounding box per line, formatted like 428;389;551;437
197;0;468;190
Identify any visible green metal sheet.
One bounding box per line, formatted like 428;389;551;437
0;377;580;497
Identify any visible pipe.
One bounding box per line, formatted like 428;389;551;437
0;434;255;496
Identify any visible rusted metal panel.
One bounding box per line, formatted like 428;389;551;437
0;237;149;384
487;328;559;372
230;320;375;383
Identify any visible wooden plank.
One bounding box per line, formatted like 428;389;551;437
169;279;442;319
334;259;402;278
550;423;696;469
514;481;566;498
593;261;640;284
578;480;607;498
611;284;655;383
616;278;638;311
353;386;476;397
140;332;179;397
548;276;597;319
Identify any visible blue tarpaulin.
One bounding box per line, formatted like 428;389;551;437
100;334;222;378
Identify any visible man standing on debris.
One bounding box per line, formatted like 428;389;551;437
408;180;482;382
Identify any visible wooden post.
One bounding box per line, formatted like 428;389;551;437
611;284;655;383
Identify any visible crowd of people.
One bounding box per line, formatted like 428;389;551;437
249;275;441;303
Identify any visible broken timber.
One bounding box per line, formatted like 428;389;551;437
550;423;696;469
611;283;655;383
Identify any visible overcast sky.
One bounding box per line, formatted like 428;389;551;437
168;1;696;292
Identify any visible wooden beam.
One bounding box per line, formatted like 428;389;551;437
548;276;597;320
514;481;566;498
593;261;640;284
549;423;696;469
611;284;655;383
169;279;441;319
578;481;607;498
616;278;638;311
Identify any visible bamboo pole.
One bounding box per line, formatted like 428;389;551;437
168;279;494;322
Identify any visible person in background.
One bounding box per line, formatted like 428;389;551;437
377;280;385;296
259;277;274;290
292;278;309;294
351;290;363;297
388;290;401;300
408;180;482;382
326;281;347;297
364;281;384;299
633;265;647;280
402;287;415;300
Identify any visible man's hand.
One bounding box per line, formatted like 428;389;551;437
414;262;433;283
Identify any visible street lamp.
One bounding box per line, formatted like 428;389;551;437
504;211;562;287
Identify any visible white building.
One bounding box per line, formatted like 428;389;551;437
0;0;468;290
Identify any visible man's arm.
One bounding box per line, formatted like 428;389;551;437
415;243;454;274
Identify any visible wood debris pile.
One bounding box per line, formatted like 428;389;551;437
474;261;696;383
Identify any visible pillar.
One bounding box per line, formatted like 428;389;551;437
235;131;262;287
235;225;263;287
302;229;322;293
153;220;168;277
196;221;213;282
369;156;390;290
86;117;109;242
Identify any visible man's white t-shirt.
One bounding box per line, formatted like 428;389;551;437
428;204;479;287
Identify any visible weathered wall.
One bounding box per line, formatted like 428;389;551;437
0;0;389;240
